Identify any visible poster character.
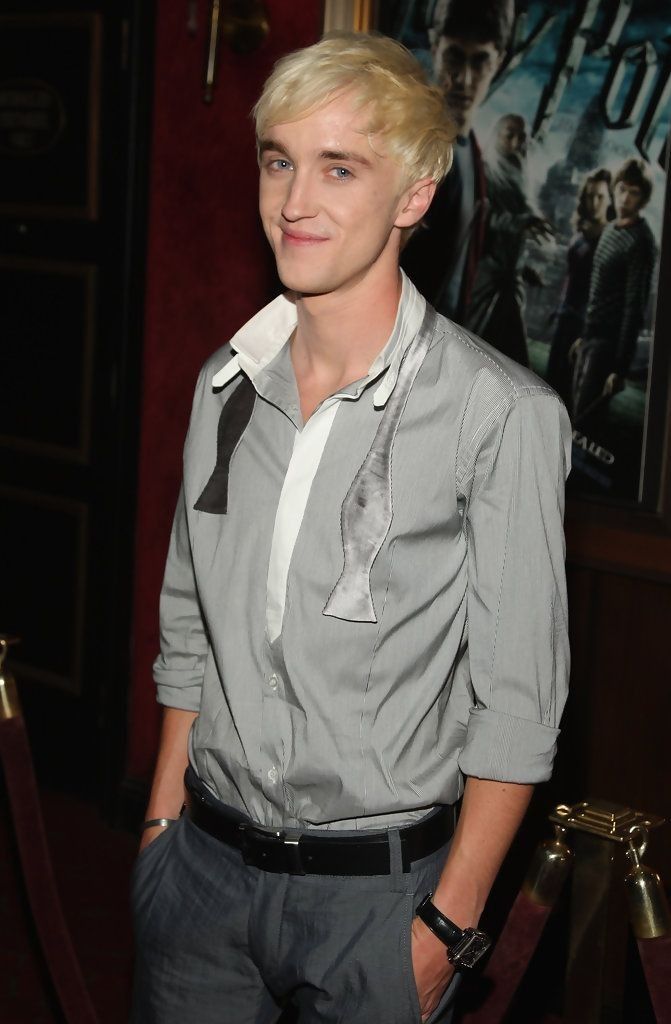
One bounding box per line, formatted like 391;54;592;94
386;0;669;502
465;113;553;366
545;168;614;409
572;158;656;429
401;0;515;322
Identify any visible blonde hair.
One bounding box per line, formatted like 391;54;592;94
253;32;455;188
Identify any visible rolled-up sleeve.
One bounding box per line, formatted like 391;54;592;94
458;388;571;783
152;484;209;710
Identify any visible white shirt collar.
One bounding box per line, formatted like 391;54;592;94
211;270;426;409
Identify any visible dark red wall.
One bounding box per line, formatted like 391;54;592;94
127;2;321;779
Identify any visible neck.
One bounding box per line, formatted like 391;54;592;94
583;220;606;240
456;116;473;139
616;214;639;227
291;266;402;388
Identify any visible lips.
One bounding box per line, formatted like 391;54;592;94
281;228;328;245
448;93;472;108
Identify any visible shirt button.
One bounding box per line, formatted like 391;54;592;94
267;767;279;783
269;674;278;691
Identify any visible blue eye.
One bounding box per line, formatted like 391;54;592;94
330;166;352;180
268;158;292;171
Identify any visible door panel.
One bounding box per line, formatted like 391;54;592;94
0;0;153;804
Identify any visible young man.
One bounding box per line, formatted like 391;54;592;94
572;158;655;425
402;0;514;322
132;32;570;1024
546;168;614;410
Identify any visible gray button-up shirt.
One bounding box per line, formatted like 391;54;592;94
154;277;571;831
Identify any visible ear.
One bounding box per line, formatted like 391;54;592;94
395;178;437;230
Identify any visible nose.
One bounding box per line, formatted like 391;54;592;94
281;170;318;223
447;58;469;90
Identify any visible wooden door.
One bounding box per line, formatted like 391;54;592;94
0;0;154;806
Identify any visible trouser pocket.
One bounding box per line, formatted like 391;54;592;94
131;817;182;940
401;892;423;1023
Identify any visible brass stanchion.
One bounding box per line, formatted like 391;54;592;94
0;636;99;1024
523;811;573;907
551;800;665;1024
624;825;670;939
464;800;668;1023
625;824;671;1023
0;634;21;720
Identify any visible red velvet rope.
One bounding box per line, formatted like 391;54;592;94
462;888;671;1022
461;890;554;1023
637;936;671;1024
0;716;99;1024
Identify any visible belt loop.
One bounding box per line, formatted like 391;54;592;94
388;828;407;893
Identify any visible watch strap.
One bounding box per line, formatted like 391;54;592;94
416;893;491;969
416;893;463;947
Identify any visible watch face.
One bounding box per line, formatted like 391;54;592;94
450;929;491;969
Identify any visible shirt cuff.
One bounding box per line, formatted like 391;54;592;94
154;676;202;712
458;708;560;783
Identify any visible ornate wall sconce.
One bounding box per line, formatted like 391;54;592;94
204;0;270;102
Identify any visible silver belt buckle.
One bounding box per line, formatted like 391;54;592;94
238;822;305;874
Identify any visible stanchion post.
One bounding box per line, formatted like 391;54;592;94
564;827;629;1022
551;801;665;1024
0;634;21;720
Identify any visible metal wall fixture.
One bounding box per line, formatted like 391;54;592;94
204;0;270;103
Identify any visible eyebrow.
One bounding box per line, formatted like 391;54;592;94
318;149;373;168
259;138;289;156
258;139;373;168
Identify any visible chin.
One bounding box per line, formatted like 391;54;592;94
446;104;469;131
275;267;329;296
274;258;333;296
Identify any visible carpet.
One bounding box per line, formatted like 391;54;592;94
0;786;136;1024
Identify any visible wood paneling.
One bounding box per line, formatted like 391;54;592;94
0;0;154;802
547;559;671;877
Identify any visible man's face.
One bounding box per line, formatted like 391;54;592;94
613;179;645;222
433;36;501;133
258;92;425;299
496;117;526;161
584;181;611;225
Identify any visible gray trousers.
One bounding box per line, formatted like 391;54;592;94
131;810;459;1023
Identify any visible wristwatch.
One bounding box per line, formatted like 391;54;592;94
416;893;491;969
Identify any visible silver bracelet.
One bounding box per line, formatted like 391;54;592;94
141;817;177;831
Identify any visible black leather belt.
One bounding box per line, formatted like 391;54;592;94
184;771;455;876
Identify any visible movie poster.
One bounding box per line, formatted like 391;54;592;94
385;0;670;504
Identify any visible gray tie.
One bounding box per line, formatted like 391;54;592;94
323;307;438;622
